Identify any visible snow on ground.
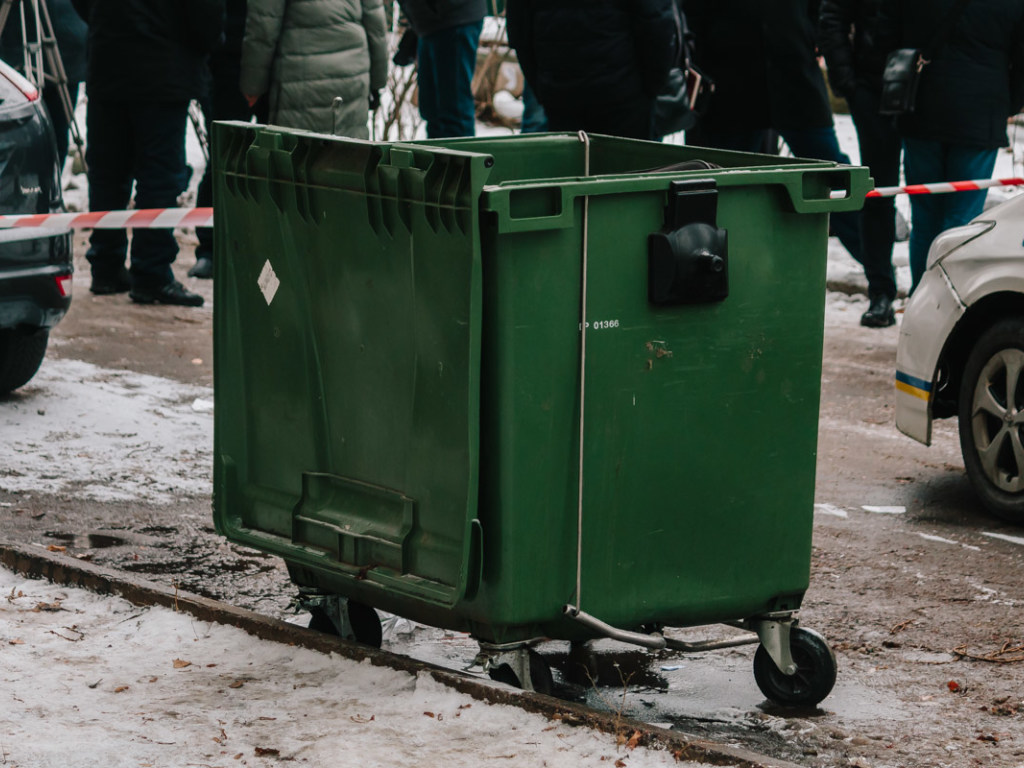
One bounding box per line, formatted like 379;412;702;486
0;567;720;768
0;358;212;505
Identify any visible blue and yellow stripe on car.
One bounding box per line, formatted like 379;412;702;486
895;370;932;401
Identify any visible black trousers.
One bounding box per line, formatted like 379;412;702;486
848;85;901;301
41;81;80;171
194;49;267;261
85;98;188;289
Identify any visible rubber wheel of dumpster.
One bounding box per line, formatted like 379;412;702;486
753;627;836;707
308;601;383;648
488;650;554;696
958;318;1024;525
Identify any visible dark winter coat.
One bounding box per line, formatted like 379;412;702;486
220;0;249;55
506;0;678;116
398;0;485;38
818;0;889;98
71;0;223;102
877;0;1024;149
1;0;88;83
683;0;833;131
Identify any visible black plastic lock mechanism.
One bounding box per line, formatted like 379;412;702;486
648;179;728;305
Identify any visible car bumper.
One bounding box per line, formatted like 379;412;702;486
0;263;73;330
895;267;965;445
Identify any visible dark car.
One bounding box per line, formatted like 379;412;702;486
0;59;72;395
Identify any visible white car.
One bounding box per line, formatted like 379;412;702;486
896;193;1024;524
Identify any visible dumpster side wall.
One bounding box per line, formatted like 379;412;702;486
461;183;826;642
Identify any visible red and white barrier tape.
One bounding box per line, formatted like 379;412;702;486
0;207;213;231
1;177;1023;231
866;177;1024;198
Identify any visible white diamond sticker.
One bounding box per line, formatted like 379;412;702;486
257;260;280;306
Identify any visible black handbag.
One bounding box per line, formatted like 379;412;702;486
879;48;925;115
879;0;972;116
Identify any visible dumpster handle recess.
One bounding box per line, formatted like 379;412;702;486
782;167;871;214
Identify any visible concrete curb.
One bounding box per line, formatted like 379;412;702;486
1;541;804;768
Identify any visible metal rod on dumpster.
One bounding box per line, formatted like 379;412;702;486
563;605;667;650
574;130;591;613
662;634;759;652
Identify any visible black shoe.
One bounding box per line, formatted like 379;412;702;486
130;279;204;307
188;256;213;279
90;267;131;295
861;294;895;328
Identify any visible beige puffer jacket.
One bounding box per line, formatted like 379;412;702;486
240;0;388;137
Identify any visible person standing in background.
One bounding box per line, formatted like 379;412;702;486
519;79;547;134
684;0;863;269
0;0;87;170
819;0;901;327
506;0;677;140
72;0;222;307
189;0;267;280
877;0;1024;293
241;0;388;136
397;0;485;138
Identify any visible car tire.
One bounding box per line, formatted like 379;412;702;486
0;328;48;395
958;318;1024;524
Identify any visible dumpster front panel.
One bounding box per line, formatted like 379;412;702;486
213;125;491;608
576;184;825;628
466;155;866;640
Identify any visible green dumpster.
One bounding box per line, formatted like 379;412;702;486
212;125;869;705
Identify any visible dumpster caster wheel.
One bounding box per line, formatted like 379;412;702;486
308;600;383;648
753;627;836;707
488;649;554;696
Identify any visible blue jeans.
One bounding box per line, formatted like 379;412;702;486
85;99;189;289
520;80;548;133
903;138;998;292
417;21;482;139
687;126;863;265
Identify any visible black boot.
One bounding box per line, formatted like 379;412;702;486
90;266;131;295
130;279;204;307
188;256;213;279
861;294;895;328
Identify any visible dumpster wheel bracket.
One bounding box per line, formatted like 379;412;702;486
298;592;383;648
748;614;798;676
474;641;554;695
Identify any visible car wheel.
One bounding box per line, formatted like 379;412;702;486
0;328;49;395
958;318;1024;524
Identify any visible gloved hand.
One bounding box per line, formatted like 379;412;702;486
369;90;381;111
393;28;418;67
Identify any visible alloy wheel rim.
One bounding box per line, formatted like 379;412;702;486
971;348;1024;493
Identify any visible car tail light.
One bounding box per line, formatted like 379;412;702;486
0;66;39;102
55;274;72;297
